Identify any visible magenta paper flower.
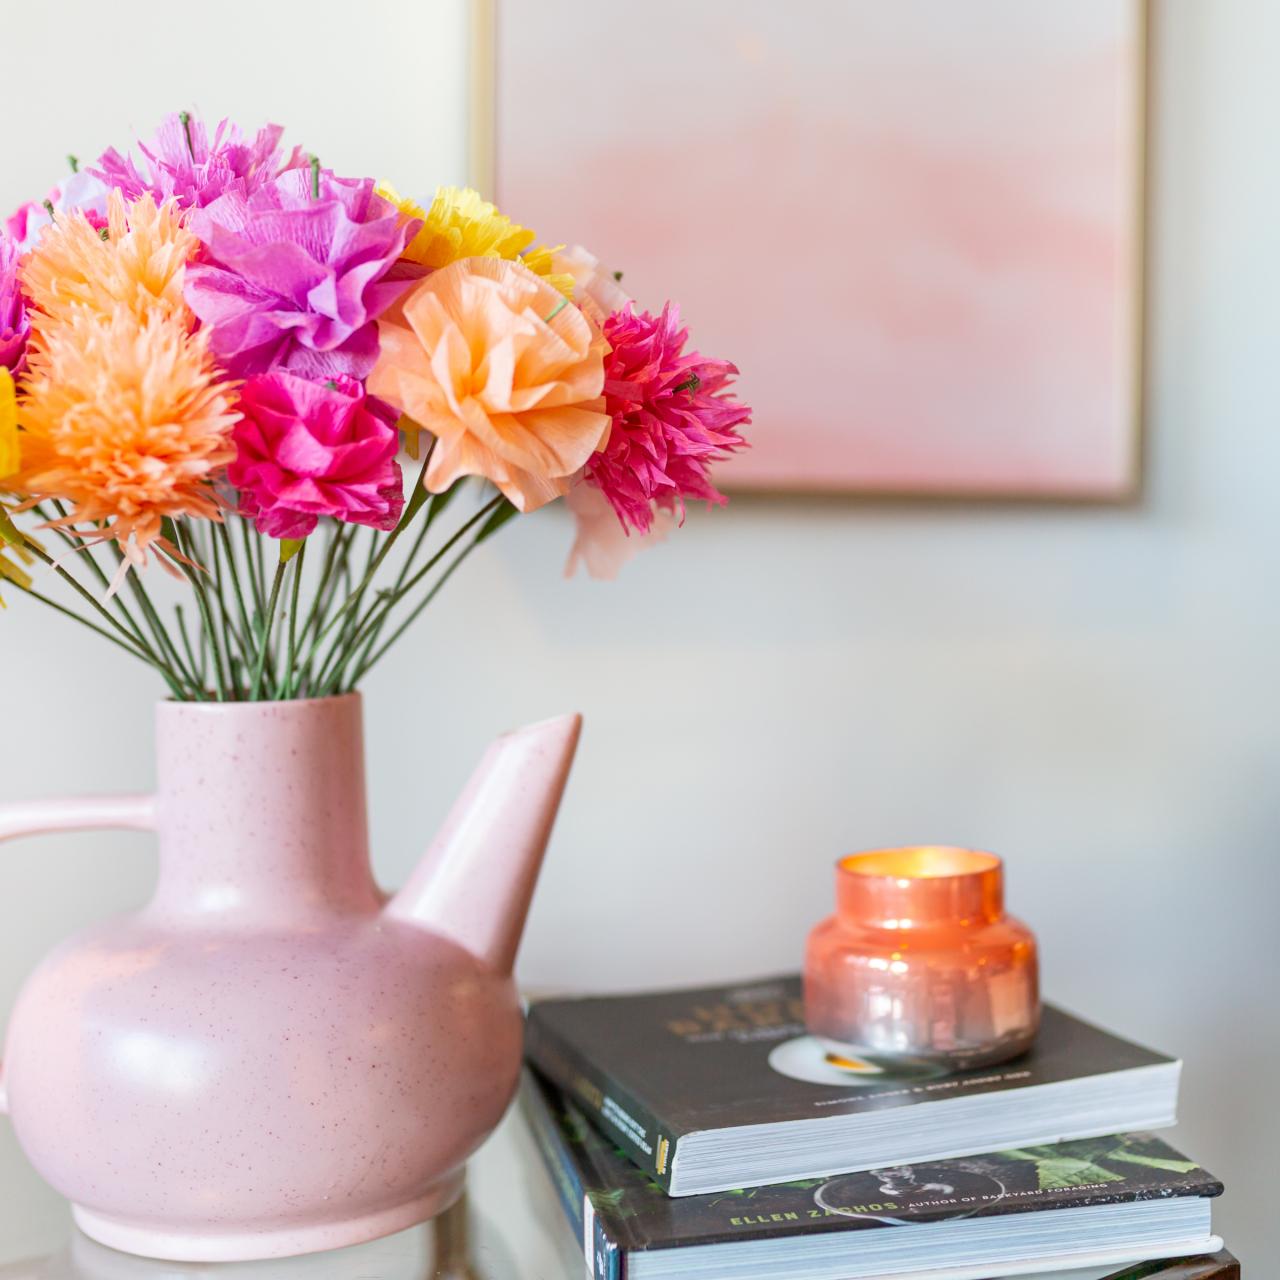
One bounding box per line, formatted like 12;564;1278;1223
585;304;750;534
230;371;405;539
184;170;421;380
0;234;29;373
93;112;305;211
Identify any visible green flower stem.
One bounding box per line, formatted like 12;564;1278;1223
302;447;436;678
188;569;227;701
171;521;229;702
216;522;257;673
294;522;364;689
34;505;160;669
174;605;207;691
293;523;352;696
19;535;172;669
112;550;203;695
316;495;501;696
297;522;346;651
237;515;266;614
323;528;378;691
208;523;253;692
253;531;267;608
279;541;307;700
346;496;441;680
249;559;287;701
13;583;186;693
384;494;500;604
347;533;481;687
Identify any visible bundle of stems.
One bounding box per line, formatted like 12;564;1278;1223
1;451;516;702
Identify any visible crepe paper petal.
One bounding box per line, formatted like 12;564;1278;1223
186;170;421;380
563;479;674;581
584;303;751;535
369;257;609;514
92;112;306;212
231;371;404;538
0;236;30;375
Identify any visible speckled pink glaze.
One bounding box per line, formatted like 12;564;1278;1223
0;695;582;1262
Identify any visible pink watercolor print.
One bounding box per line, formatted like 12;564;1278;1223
495;0;1143;496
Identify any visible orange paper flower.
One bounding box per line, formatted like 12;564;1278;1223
369;257;610;512
11;194;237;557
19;191;197;326
14;309;238;552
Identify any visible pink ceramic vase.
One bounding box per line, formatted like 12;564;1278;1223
0;694;582;1262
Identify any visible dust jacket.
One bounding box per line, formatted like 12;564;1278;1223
524;974;1179;1194
520;1070;1222;1280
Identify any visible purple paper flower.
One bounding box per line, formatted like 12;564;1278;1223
0;233;30;374
93;112;305;212
184;170;422;380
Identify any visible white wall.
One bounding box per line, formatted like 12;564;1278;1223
1;0;1274;1266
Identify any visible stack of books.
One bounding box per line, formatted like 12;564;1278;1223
521;975;1237;1280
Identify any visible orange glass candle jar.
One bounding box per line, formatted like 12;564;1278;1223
804;846;1039;1070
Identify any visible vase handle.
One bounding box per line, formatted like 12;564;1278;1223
0;793;157;1115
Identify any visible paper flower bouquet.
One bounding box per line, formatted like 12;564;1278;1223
0;112;750;701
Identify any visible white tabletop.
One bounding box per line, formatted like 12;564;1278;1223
0;1107;581;1279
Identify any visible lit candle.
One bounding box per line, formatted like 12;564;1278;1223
804;846;1039;1070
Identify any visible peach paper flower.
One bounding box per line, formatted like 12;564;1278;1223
369;257;610;512
10;195;236;562
14;309;238;555
20;192;196;326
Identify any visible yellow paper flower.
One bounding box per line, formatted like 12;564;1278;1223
520;243;575;299
19;191;197;326
369;257;609;513
0;367;18;481
377;182;572;294
0;528;34;607
0;372;29;607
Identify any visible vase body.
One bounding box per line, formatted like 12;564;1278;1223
804;846;1039;1070
0;695;579;1262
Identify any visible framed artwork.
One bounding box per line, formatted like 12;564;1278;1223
479;0;1147;499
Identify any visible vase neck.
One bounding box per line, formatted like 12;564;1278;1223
148;696;382;925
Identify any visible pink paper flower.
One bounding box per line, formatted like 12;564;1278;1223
553;245;633;324
6;172;111;253
0;234;29;373
585;304;750;534
564;479;674;580
184;170;421;380
93;112;305;211
230;372;404;538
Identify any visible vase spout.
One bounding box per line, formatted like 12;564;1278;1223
384;713;582;974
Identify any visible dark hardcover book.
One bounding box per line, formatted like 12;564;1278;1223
1102;1253;1239;1279
520;1070;1222;1280
525;974;1181;1195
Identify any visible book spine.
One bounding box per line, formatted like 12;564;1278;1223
526;1011;679;1193
519;1077;623;1280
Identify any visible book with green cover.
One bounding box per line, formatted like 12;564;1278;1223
519;1070;1222;1280
524;974;1181;1196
